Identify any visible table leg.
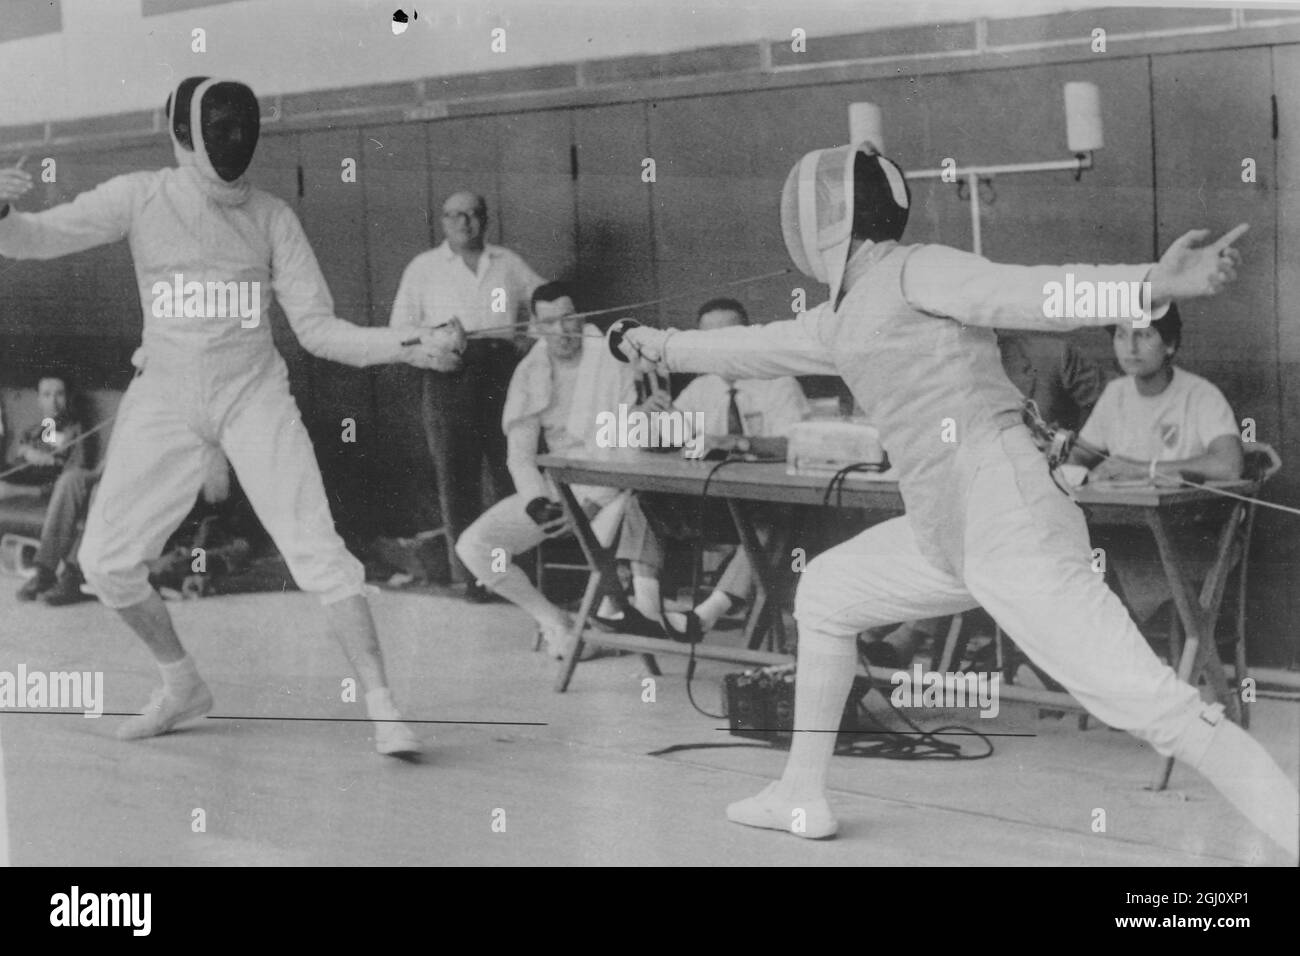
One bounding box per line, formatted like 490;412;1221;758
552;480;660;692
767;522;792;653
1196;508;1245;722
726;500;789;652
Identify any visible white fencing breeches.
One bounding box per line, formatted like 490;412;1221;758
794;425;1217;761
79;357;366;609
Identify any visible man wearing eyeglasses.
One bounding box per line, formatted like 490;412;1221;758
390;191;546;599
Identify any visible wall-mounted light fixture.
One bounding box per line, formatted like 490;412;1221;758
849;82;1104;255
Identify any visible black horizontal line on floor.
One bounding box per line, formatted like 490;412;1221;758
0;710;547;726
205;716;551;726
718;728;1037;737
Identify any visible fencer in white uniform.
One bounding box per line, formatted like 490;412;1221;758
609;142;1298;856
0;77;466;755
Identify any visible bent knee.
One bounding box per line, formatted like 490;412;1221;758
79;548;150;609
793;558;867;639
454;523;506;576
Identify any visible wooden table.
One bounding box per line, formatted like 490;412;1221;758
540;448;1253;782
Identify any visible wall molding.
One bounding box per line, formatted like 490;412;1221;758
4;9;1300;154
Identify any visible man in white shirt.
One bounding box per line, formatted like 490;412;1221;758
455;282;635;659
614;299;809;641
389;191;545;596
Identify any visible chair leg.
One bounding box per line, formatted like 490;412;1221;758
1232;546;1251;731
1166;611;1183;670
1152;756;1176;792
936;614;965;673
532;545;545;651
1234;639;1251;731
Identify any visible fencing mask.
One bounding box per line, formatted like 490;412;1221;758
780;142;910;306
166;77;260;183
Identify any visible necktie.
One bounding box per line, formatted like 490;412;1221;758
726;385;745;436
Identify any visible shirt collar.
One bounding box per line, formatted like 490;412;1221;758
437;241;496;261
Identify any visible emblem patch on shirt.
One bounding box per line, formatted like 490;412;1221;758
1159;422;1180;448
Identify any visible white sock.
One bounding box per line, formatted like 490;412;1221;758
777;629;858;797
365;687;401;721
1192;716;1299;857
632;575;661;620
694;590;734;631
596;596;622;619
157;655;200;694
538;609;571;632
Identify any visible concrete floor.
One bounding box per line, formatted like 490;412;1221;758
0;581;1295;866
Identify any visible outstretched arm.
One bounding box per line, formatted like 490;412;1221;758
610;305;838;380
0;163;138;260
663;311;836;377
270;206;461;370
905;225;1247;331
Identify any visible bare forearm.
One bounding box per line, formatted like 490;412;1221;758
1154;449;1242;482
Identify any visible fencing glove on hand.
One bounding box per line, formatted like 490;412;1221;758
607;319;673;373
403;317;467;372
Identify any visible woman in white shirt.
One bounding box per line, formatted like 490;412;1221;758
1071;304;1244;622
1073;304;1242;483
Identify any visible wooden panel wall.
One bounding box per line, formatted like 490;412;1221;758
1;43;1296;661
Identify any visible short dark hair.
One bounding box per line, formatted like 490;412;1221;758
36;370;72;393
696;298;749;325
1105;301;1182;352
531;281;577;311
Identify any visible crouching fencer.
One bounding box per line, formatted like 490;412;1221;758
0;77;467;755
609;142;1298;856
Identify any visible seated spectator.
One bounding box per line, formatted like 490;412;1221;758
455;282;637;660
0;371;85;500
1070;303;1243;624
614;299;809;642
16;463;102;604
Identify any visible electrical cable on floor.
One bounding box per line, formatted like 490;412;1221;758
682;457;747;720
830;643;994;761
649;649;994;762
655;465;995;761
